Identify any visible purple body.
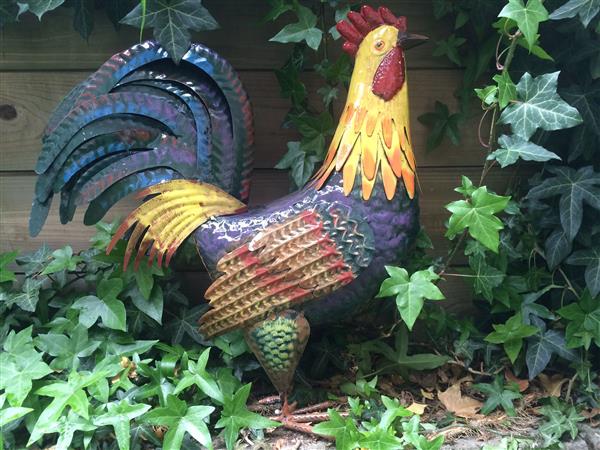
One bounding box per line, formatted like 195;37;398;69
194;172;419;326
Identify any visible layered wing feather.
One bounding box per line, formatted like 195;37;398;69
199;210;356;338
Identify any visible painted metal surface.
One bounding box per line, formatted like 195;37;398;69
31;4;424;399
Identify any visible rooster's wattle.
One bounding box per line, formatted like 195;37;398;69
30;5;427;430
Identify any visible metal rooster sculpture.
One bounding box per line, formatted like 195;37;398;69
30;5;427;431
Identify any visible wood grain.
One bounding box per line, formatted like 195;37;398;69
0;167;519;254
0;70;484;171
0;1;451;71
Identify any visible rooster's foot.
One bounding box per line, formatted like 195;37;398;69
268;396;343;437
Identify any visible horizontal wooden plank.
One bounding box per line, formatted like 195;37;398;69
0;167;518;255
0;70;484;171
0;1;451;71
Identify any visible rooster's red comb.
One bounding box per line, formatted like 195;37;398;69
336;5;407;57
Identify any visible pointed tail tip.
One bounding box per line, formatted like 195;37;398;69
28;219;41;238
29;199;51;238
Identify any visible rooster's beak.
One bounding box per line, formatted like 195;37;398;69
397;32;429;50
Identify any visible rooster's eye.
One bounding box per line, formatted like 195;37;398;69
374;40;385;51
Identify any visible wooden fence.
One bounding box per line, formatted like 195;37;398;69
0;0;512;313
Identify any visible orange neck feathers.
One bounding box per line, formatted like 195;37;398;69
313;9;417;201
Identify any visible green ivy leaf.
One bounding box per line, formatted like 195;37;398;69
104;0;135;29
358;428;404;450
446;185;511;252
418;101;462;151
121;0;219;63
165;305;207;344
402;416;444;450
377;267;444;330
127;284;163;324
314;55;352;85
526;329;577;379
216;384;279;450
329;4;351;39
72;278;126;331
454;175;477;196
516;38;555;60
468;255;505;301
269;4;323;50
318;85;339;108
314;408;361;450
16;244;52;275
544;229;572;269
520;289;556;324
29;368;115;445
475;85;498;106
275;141;320;188
488;134;560;167
566;247;600;297
41;245;82;275
499;71;582;140
432;34;466;66
262;0;294;22
561;82;600;137
18;0;65;20
0;0;19;27
72;294;126;331
132;261;163;300
558;290;600;349
0;327;52;407
71;0;94;39
539;399;584;445
0;250;18;283
53;411;96;450
173;348;224;403
433;0;454;19
94;401;151;450
9;277;42;312
493;72;517;109
474;376;522;416
292;111;335;157
142;395;214;449
0;401;33;428
485;313;538;363
37;325;102;370
275;57;307;105
550;0;600;27
499;0;549;50
527;166;600;241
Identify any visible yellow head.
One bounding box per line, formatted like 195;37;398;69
314;6;428;201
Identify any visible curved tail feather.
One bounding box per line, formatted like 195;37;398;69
30;40;254;237
106;180;246;270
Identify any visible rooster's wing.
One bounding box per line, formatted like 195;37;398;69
199;205;375;338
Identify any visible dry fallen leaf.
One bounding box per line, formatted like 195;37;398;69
505;368;529;392
581;408;600;420
421;389;435;400
538;373;568;397
407;402;427;415
437;380;483;419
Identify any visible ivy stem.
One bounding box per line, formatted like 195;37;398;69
438;29;521;277
501;31;521;76
320;1;328;62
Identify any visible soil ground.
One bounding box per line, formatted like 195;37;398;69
219;423;600;449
